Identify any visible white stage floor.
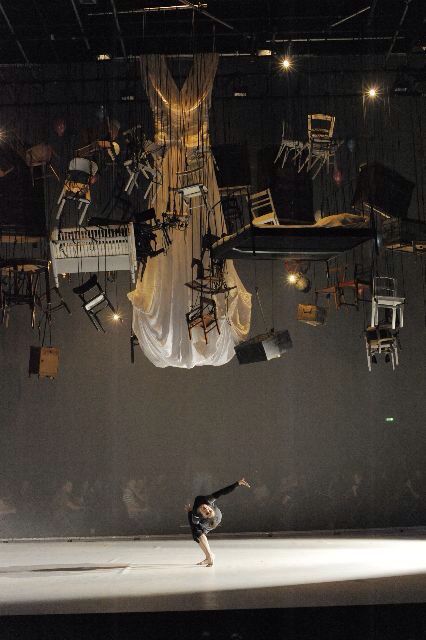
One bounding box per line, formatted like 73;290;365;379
1;535;426;615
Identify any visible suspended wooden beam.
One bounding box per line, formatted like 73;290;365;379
367;0;379;26
0;1;31;64
177;0;234;30
329;6;371;29
69;0;90;52
110;0;126;58
89;4;208;15
386;0;412;61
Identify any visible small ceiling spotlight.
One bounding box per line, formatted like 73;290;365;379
286;271;311;293
294;274;311;293
97;53;111;61
284;260;310;291
366;86;379;99
281;57;292;71
112;312;121;322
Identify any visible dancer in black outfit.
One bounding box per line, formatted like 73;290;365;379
185;478;250;566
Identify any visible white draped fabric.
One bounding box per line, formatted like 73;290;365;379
128;54;251;368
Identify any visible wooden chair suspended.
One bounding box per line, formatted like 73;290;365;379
249;189;279;226
299;114;339;179
316;265;371;310
365;325;400;371
0;259;48;328
25;143;59;184
186;297;220;344
274;121;307;169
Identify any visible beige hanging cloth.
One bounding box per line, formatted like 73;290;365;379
128;54;251;368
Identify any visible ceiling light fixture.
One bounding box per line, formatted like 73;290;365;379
365;85;379;99
294;274;311;293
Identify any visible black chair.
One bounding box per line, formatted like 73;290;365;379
130;330;139;363
221;195;244;233
72;274;117;333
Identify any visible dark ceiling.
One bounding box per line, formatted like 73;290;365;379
0;0;424;64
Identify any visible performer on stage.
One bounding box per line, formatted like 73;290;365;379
185;478;250;566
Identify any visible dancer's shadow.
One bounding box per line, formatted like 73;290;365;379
129;564;200;569
0;564;129;574
0;563;198;574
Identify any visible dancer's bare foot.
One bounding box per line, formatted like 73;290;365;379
197;554;215;567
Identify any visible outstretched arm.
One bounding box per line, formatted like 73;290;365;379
209;477;250;501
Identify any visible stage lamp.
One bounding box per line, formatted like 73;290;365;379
366;86;379;99
286;272;311;293
294;274;311;293
281;58;291;70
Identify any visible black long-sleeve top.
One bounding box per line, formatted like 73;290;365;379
188;481;239;540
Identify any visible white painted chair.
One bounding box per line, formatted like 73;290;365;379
371;276;405;330
122;128;164;201
141;138;165;202
274;121;307;169
249;189;279;225
124;156;156;196
56;158;98;225
175;183;209;216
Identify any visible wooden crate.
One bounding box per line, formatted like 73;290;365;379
29;346;60;379
297;304;327;326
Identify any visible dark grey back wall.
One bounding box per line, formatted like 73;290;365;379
0;56;425;537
